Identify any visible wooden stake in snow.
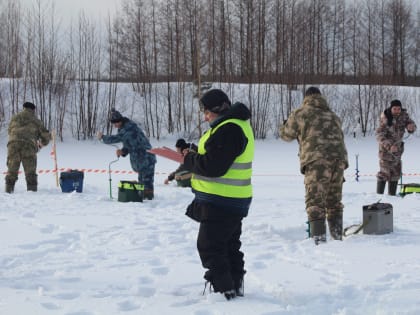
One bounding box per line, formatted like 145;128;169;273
51;130;59;187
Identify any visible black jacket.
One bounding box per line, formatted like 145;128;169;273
184;102;252;220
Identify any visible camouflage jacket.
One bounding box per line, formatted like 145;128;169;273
101;117;156;171
279;94;348;174
376;108;416;161
8;108;51;150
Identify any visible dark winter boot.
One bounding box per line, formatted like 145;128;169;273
328;215;343;240
26;174;38;192
27;185;37;192
206;271;236;300
309;219;327;245
223;289;237;300
5;183;15;193
5;178;16;194
143;189;154;200
388;181;398;196
233;270;246;297
376;180;386;194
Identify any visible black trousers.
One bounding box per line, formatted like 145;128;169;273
197;216;244;292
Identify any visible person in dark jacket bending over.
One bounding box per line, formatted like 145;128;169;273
97;109;157;200
182;89;254;300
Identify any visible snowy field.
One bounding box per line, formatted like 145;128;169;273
1;134;420;315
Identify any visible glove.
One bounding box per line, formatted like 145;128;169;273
407;123;415;133
97;132;103;140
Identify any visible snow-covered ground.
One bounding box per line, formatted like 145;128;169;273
1;134;420;315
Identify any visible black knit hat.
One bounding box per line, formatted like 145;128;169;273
390;99;402;108
109;108;123;123
23;102;36;110
175;138;188;150
199;89;231;113
305;86;321;96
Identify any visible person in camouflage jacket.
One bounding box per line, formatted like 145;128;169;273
279;87;348;245
376;99;416;195
164;138;197;187
5;102;51;193
97;109;157;200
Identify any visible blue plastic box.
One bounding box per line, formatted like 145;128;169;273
60;170;84;193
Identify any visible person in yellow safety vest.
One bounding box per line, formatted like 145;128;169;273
182;89;254;301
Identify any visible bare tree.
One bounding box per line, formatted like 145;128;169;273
347;3;362;78
104;14;121;135
1;0;23;116
388;0;411;81
22;0;71;134
70;12;102;140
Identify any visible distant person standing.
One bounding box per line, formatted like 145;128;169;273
279;87;348;245
376;99;416;195
5;102;51;193
164;138;197;187
183;89;254;300
97;109;157;200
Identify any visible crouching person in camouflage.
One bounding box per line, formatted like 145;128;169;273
376;100;416;196
5;102;51;193
279;87;348;245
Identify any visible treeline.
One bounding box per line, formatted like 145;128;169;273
0;0;418;140
111;0;420;85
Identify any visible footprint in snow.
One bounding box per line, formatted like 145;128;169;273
252;261;267;269
117;300;141;311
52;291;80;300
171;298;202;307
138;276;154;284
151;266;169;275
41;302;61;310
40;224;57;234
64;311;94;315
137;286;156;297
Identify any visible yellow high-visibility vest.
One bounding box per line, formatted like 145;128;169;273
191;118;254;198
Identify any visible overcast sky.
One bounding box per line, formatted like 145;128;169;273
20;0;121;23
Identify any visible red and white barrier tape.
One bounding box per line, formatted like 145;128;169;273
2;168;420;177
1;168;168;175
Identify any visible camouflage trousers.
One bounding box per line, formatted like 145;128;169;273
304;159;346;221
132;154;156;191
377;158;401;182
5;141;38;186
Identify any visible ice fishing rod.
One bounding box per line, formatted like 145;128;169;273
108;157;119;199
398;133;412;191
107;143;120;199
